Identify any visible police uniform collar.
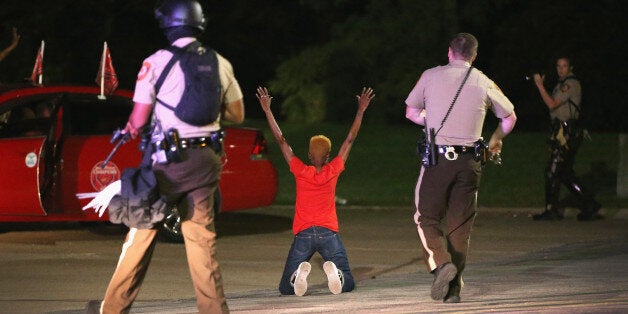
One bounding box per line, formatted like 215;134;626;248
172;37;197;48
559;73;577;82
449;60;471;67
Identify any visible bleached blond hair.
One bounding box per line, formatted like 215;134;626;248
309;135;331;158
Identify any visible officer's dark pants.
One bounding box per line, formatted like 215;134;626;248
545;132;599;213
101;147;227;314
413;154;481;286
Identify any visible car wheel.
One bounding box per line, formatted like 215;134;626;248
157;188;222;243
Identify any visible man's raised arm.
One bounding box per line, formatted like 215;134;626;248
256;87;295;164
338;87;375;162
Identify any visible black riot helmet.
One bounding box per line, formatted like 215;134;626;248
154;0;206;31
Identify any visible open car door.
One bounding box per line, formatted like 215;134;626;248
0;97;60;216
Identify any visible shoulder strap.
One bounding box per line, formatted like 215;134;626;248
434;66;473;136
154;42;197;109
154;46;185;96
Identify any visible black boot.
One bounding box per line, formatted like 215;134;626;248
443;275;461;303
533;209;563;221
431;262;457;301
577;202;603;221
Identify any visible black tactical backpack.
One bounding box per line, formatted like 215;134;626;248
155;41;222;126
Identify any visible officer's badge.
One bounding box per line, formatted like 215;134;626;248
560;82;571;92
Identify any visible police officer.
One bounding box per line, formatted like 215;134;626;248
531;57;602;221
405;33;517;303
90;1;243;313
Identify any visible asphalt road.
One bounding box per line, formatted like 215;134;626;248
0;205;626;313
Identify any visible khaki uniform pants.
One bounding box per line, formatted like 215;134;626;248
101;148;228;314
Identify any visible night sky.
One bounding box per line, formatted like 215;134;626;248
0;0;625;131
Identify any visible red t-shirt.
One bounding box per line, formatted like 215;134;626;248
289;156;345;234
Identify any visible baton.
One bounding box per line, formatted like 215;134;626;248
101;129;130;169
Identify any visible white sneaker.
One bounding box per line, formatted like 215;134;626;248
323;261;343;294
293;262;311;296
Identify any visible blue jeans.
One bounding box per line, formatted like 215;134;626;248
278;226;355;295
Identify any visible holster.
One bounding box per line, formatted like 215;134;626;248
549;118;582;151
417;128;437;167
473;139;489;165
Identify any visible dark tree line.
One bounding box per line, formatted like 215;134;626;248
1;0;625;131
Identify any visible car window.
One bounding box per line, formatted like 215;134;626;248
0;98;56;138
62;95;133;136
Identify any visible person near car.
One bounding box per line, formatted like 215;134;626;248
531;56;602;221
256;86;374;296
405;32;517;303
0;27;19;64
89;1;243;313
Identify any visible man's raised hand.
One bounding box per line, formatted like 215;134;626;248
256;86;273;112
356;87;375;113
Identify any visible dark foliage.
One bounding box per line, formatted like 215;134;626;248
0;0;625;131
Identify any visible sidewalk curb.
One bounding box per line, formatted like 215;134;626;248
268;204;628;219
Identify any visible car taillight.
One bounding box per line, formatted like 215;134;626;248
250;132;268;160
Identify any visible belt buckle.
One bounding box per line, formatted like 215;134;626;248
443;146;458;161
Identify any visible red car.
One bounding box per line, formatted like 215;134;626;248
0;83;277;239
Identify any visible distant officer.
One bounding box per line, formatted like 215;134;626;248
531;56;602;221
405;33;517;303
88;0;244;313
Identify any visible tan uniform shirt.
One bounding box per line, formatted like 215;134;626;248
405;60;514;146
550;74;581;121
133;37;243;138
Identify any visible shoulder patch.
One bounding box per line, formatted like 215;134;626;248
137;61;151;81
560;82;571;92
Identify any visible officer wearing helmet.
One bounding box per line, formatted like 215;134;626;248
88;1;243;313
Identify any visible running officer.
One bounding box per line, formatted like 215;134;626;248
404;33;517;303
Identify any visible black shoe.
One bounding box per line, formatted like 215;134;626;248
443;276;461;303
577;210;604;221
431;262;457;301
85;300;102;314
444;294;461;303
532;209;563;221
577;203;603;221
